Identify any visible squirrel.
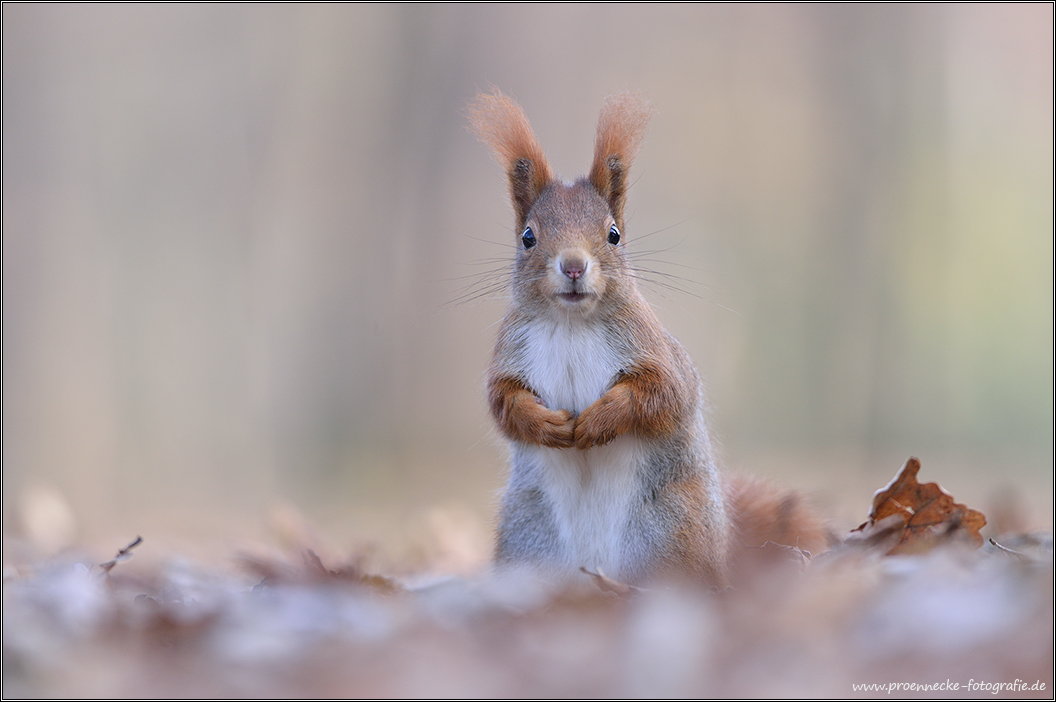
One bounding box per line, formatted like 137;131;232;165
468;90;828;588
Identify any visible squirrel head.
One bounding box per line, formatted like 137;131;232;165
468;91;654;320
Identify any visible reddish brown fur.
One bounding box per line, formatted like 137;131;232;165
467;91;555;227
666;474;730;585
573;362;685;450
589;92;654;228
726;473;833;555
488;376;575;449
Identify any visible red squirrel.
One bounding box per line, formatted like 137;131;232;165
468;91;828;588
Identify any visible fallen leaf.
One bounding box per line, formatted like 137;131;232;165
852;457;986;555
238;549;403;594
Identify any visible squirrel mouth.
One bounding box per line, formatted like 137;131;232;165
558;291;591;304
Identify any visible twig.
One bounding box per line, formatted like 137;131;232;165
98;535;143;574
580;566;643;596
988;537;1025;559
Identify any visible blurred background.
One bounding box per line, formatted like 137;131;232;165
3;4;1052;565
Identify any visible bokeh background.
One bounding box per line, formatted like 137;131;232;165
3;4;1052;564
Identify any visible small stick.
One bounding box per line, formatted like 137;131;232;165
988;537;1025;559
99;535;143;574
580;566;642;596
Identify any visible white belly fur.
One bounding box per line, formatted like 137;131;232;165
518;318;648;576
522;437;647;576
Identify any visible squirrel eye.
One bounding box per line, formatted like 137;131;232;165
522;226;536;249
608;224;621;245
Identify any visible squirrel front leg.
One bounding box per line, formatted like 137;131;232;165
573;363;683;450
489;376;576;449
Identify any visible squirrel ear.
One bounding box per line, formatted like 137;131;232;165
589;92;654;227
468;91;554;228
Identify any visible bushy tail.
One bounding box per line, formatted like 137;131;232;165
725;473;834;561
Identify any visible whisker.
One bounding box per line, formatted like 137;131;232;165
630;266;715;291
626;274;703;300
443;265;512;283
627;220;688;244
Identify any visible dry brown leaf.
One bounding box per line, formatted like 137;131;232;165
852;457;987;555
304;549;403;593
238;549;403;594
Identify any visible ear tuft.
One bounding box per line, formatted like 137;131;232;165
467;90;554;227
589;92;654;226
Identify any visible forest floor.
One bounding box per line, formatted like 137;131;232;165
3;458;1053;699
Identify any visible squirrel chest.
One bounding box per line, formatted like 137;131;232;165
510;318;650;579
518;318;626;416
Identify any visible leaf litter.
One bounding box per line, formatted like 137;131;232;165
3;457;1052;698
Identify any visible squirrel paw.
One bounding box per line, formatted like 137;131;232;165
534;407;576;449
514;397;575;449
573;385;631;450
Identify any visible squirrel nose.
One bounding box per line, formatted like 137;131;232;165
560;254;587;281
